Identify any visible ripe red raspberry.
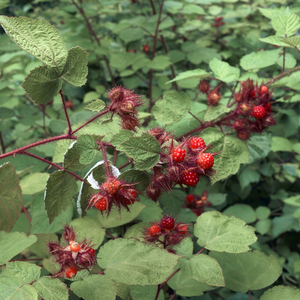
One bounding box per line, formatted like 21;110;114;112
87;248;95;256
161;216;175;230
149;225;161;236
252;106;267;119
181;171;199;187
178;225;188;235
190;137;206;149
249;90;256;97
103;179;121;194
186;194;195;203
94;197;107;211
172;148;186;162
66;267;77;278
261;86;268;93
198;153;214;170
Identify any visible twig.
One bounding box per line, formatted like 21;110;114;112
118;159;133;170
113;149;117;165
248;290;252;300
188;111;203;125
264;65;300;87
59;90;72;136
169;292;177;300
197;247;205;254
22;204;32;224
209;291;226;300
105;230;116;239
101;144;111;177
208;77;234;93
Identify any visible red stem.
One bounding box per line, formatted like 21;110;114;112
118;159;133;170
22;204;32;224
197;247;205;254
59;90;72;135
105;230;116;239
101;144;111;177
209;291;226;300
248;290;252;300
113;149;117;165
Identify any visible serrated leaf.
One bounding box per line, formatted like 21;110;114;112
97;239;179;285
63;142;85;171
223;204;256;224
29;233;58;258
201;128;250;184
0;16;67;72
22;65;62;104
180;254;225;286
148;55;171;70
248;133;272;163
71;275;116;300
194;211;257;253
135;196;163;223
118;133;161;170
84;99;106;112
260;286;300;300
119;28;144;43
0;231;37;265
110;130;134;147
124;222;151;240
271;11;300;36
166;69;212;84
280;36;300;47
130;285;164;300
44;170;77;224
118;169;150;192
32;277;68;300
209;58;240;83
172;237;194;258
61;46;88;86
152;91;191;125
210;251;282;293
204;104;231;122
259;36;293;48
77;134;98;165
20;172;49;194
0;162;23;231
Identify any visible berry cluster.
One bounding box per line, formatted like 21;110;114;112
143;216;190;253
47;226;96;278
199;80;222;106
184;191;212;216
146;129;217;202
212;16;225;27
108;87;144;131
86;177;139;214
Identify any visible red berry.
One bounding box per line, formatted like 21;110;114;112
87;248;95;256
70;241;81;252
94;197;107;211
103;179;121;194
186;194;195;203
178;225;188;235
172;148;186;162
161;216;175;230
261;86;268;93
252;106;267;119
66;267;77;278
265;103;271;111
249;90;256;97
198;153;214;170
181;171;199;187
150;225;161;236
190;137;206;149
124;190;136;205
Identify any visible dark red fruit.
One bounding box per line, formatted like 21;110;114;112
103;179;121;194
66;267;77;278
186;194;195;203
150;225;161;236
161;216;175;230
198;153;214;170
124;191;136;205
190;137;206;149
249;90;256;97
172;148;186;162
266;103;271;111
252;106;267;119
87;248;95;256
198;80;210;93
181;171;199;187
261;86;268;93
94;197;107;211
178;225;188;235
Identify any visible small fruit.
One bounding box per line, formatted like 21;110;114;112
178;225;188;235
161;216;175;230
94;197;107;211
87;248;95;256
198;80;210;93
186;194;195;203
252;106;267;119
249;90;256;97
103;179;121;194
190;137;206;149
70;241;81;252
181;171;199;187
124;191;136;205
261;86;268;93
198;153;214;170
66;267;77;278
150;225;161;236
266;103;271;111
172;148;186;162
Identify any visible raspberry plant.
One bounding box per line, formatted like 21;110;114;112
0;1;300;300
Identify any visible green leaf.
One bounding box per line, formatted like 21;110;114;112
148;55;171;70
168;270;213;297
223;204;256;224
194;211;257;253
118;133;161;170
183;4;206;14
207;193;227;206
283;195;300;208
260;286;300;300
166;69;212;84
204;104;231;122
201;128;250;184
29;233;58;258
129;285;164;300
20;172;49;195
61;46;88;86
3;261;41;283
97;239;179;285
44;170;77;224
277;53;296;69
0;162;23;231
259;36;293;48
248;133;272;163
124;221;151;240
238;169;260;190
0;16;67;72
33;277;68;300
172;237;194;258
135;197;163;223
240;49;281;71
83;91;100;103
22;65;62;104
180;254;225;286
97;201;145;228
280;36;300;47
255;219;271;235
210;250;282;293
84;99;106;112
63;142;85;171
271;136;293;152
256;206;271;220
209;58;240;83
118;169;150;193
71;275;116;300
152;91;191;125
0;107;15;118
0;231;37;265
119;28;144;43
271;11;300;36
115;281;131;300
110;130;134;147
70;216;105;249
53;140;73;163
77;134;98;165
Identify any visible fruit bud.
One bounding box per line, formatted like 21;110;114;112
237;129;250;141
198;80;210;93
264;116;276;126
120;101;135;113
235;92;243;103
239;103;251;114
233;119;246;130
208;93;221;106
